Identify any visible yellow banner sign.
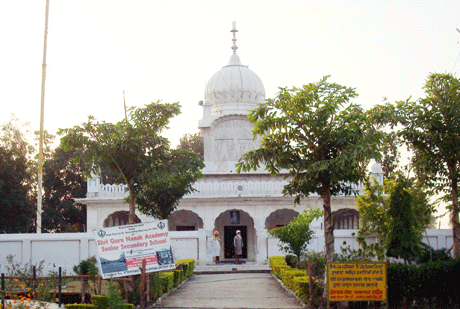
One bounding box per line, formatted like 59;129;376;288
328;262;387;301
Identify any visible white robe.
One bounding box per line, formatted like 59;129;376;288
211;236;221;256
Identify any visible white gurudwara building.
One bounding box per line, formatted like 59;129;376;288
83;22;382;264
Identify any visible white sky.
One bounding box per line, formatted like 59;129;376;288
1;0;459;227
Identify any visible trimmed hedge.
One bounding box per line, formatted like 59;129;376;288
64;305;95;309
175;258;195;277
388;259;460;309
282;268;307;290
160;272;175;293
292;276;323;307
91;295;109;309
172;269;184;287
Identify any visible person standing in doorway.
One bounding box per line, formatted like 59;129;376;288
211;231;221;264
234;230;243;264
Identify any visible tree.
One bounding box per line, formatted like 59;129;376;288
178;132;204;160
268;208;323;266
59;101;203;223
0;117;35;233
356;174;434;262
42;147;87;232
135;148;204;219
396;73;460;257
237;76;383;263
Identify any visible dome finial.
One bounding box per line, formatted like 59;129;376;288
231;21;238;54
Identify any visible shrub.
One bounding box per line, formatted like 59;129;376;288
415;243;453;264
285;255;297;268
160;272;174;294
300;251;326;279
149;272;163;302
292;276;323;307
175;259;195;277
282;268;307;290
65;305;96;309
91;295;109;309
172;269;184;287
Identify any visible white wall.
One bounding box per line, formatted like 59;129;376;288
0;229;453;276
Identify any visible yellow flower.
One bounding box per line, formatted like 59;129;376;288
14;279;18;283
55;298;59;302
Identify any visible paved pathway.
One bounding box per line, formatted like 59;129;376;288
153;272;304;309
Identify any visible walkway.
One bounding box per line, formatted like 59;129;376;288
153;263;304;309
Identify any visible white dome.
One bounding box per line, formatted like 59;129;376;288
204;53;265;116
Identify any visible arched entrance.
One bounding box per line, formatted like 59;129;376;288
333;208;360;229
168;210;204;231
103;211;141;227
214;209;255;261
265;209;299;229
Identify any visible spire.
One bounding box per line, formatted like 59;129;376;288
231;21;238;54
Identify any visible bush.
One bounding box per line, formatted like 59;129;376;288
415;243;452;264
300;251;326;279
285;255;298;268
172;269;184;287
282;268;307;290
160;272;175;294
175;259;195;277
91;295;109;309
65;305;95;309
292;276;323;307
149;272;163;302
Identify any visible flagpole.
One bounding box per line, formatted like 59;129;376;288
37;0;50;234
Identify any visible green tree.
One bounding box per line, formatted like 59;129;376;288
356;174;434;262
42;147;87;232
237;76;383;263
268;208;323;266
396;73;460;257
178;132;204;160
0;117;35;233
59;101;203;223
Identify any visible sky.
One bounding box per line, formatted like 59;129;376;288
1;0;460;227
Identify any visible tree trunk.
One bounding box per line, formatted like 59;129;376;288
128;194;135;225
323;189;334;262
452;177;460;258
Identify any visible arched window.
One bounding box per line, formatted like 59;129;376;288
103;211;141;227
332;209;360;230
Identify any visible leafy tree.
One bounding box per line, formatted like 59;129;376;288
268;208;323;266
42;147;87;232
135;148;204;219
396;73;460;257
377;132;401;179
237;76;383;263
59;101;203;223
178;132;204;160
356;174;434;262
0;117;35;233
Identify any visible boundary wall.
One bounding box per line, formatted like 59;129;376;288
0;229;452;275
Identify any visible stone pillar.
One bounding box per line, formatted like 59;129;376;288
197;228;207;266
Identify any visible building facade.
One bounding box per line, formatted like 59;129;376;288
83;23;383;264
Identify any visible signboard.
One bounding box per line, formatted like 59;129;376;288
94;220;175;279
328;262;387;301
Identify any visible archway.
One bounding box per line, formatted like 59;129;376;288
103;211;141;227
265;209;299;229
168;210;204;231
332;208;360;229
214;209;255;261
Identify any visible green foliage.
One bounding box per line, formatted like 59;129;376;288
356;174;434;262
178;132;204;160
396;73;460;257
106;280;129;309
73;257;98;295
300;251;326;279
64;305;96;309
175;259;195;277
292;276;324;307
387;259;460;308
59;101;203;222
91;295;109;309
285;255;297;268
149;272;163;302
268;209;323;265
386;177;422;262
415;243;453;264
159;272;174;294
237;76;385;263
0;117;35;233
42;146;87;232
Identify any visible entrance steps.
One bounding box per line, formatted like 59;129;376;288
194;261;271;274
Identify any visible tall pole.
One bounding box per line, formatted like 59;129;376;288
37;0;50;234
